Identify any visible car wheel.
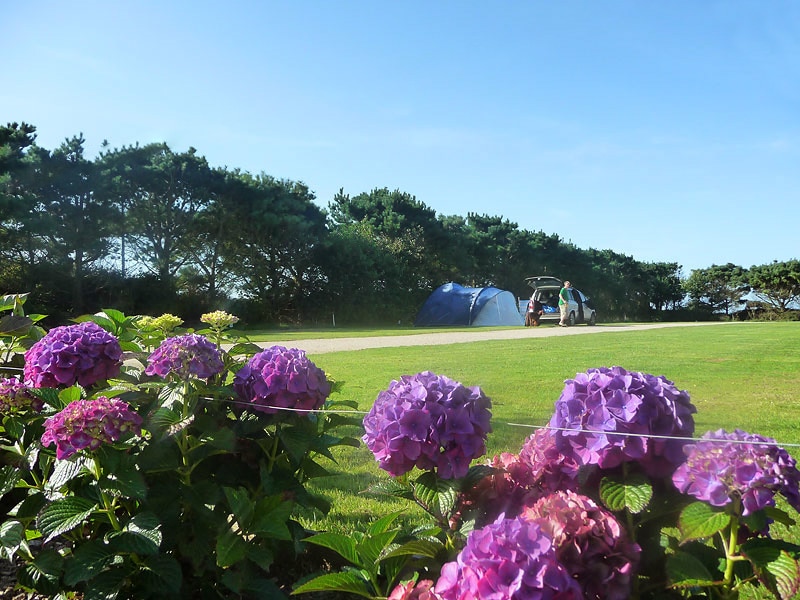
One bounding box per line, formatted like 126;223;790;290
588;312;596;326
568;312;576;326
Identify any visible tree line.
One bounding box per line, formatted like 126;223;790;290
1;122;798;327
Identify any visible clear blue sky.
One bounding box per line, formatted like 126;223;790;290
3;1;798;274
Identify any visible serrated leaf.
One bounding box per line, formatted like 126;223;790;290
18;549;62;596
39;497;98;543
82;567;126;600
100;466;147;500
58;386;83;404
0;314;32;336
223;486;253;526
742;539;800;599
356;530;398;567
303;532;360;566
599;474;653;513
45;457;90;497
216;527;248;568
383;538;445;560
666;550;719;588
141;553;182;593
63;540;116;585
413;472;457;519
0;520;25;556
366;511;402;536
0;465;21;496
677;502;730;542
292;571;373;598
250;496;293;540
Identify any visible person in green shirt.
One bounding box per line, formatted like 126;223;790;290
558;280;571;327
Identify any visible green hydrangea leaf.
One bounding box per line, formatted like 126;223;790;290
63;539;116;586
742;539;800;600
216;527;248;568
292;571;373;598
677;502;729;542
666;550;718;588
38;496;98;543
303;532;360;567
599;474;653;513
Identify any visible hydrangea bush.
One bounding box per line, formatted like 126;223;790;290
0;303;361;598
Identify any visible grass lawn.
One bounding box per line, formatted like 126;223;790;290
292;322;800;543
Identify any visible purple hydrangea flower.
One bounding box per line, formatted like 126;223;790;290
41;396;143;460
23;321;123;388
672;428;800;516
362;371;492;479
434;514;581;600
233;346;331;415
549;366;697;477
145;334;224;380
0;377;43;414
522;491;641;600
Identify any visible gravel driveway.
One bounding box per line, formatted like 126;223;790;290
263;322;732;355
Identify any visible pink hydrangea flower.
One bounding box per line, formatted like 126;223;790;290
23;321;122;388
522;491;641;600
41;396;142;460
362;371;492;479
388;579;439;600
435;514;581;599
233;346;331;415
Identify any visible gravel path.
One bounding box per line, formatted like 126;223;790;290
262;321;734;355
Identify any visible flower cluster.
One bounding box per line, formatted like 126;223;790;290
549;366;697;477
41;396;143;460
233;346;331;416
145;334;224;380
435;515;581;599
23;321;123;388
137;313;183;334
201;310;239;329
519;428;581;495
388;579;438;600
362;371;492;479
672;428;800;516
522;491;641;600
0;377;42;414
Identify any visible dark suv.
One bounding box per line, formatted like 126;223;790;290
523;276;597;326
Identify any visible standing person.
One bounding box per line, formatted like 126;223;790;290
558;280;571;327
525;296;544;326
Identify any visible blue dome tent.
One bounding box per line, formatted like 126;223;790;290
414;283;524;327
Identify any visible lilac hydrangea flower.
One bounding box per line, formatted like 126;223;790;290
145;334;224;380
41;396;143;460
362;371;492;479
549;366;697;477
522;491;641;600
233;346;331;415
434;514;581;600
672;428;800;516
23;321;123;388
0;377;43;414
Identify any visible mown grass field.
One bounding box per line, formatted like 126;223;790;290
284;322;800;544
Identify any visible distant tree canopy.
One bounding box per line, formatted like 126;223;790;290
1;123;796;326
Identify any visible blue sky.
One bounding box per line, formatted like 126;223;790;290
3;1;798;274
